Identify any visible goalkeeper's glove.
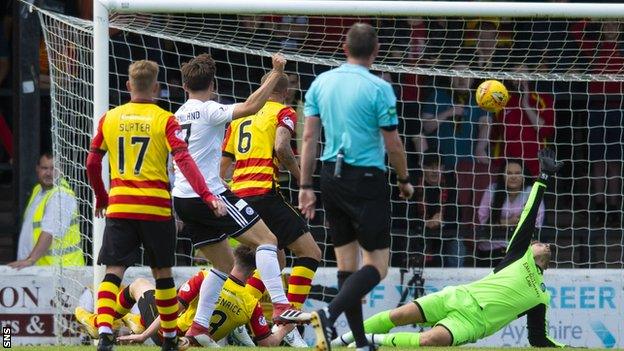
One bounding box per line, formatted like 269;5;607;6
538;148;563;177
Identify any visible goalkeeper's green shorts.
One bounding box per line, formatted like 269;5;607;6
414;286;486;346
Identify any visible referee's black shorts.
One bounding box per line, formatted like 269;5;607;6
320;162;391;251
245;190;309;250
97;218;176;268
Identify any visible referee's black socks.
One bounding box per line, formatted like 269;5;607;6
329;265;381;347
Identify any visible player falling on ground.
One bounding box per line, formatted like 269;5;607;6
220;72;322;314
86;59;223;351
172;53;302;346
332;149;566;348
76;246;306;348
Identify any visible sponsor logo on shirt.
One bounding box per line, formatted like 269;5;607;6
282;117;294;130
245;207;254;216
258;316;267;326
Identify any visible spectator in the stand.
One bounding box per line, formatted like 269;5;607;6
278;16;308;50
8;153;84;269
575;20;624;228
490;66;555;176
420;64;490;171
478;158;544;229
477;158;544;265
416;154;464;267
470;19;510;70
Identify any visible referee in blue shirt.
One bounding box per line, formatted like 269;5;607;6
294;23;413;351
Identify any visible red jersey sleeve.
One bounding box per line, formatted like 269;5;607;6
276;107;297;136
87;114;109;208
90;114;108;152
165;116;187;153
177;271;205;307
248;303;271;341
165;116;216;205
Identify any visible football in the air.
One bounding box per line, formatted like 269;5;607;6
476;79;509;113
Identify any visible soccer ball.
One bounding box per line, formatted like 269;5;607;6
476;80;509;113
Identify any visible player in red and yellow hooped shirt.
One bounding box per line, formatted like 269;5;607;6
221;73;321;313
86;59;226;351
116;245;302;347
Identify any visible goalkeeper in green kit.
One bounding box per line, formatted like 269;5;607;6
332;149;565;348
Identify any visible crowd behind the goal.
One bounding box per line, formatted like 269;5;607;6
1;8;623;271
0;2;621;349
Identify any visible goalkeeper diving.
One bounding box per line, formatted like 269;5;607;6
330;149;565;348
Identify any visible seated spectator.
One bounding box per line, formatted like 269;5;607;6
477;159;544;251
490;66;555;176
415;154;465;267
8;153;84;269
420;64;490;171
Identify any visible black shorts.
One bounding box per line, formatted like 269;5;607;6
245;191;309;249
320;162;391;251
137;290;161;346
97;218;176;268
173;190;260;248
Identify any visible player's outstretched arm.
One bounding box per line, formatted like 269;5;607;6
117;315;161;344
503;149;563;258
232;53;287;120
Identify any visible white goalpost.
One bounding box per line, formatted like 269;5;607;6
31;0;624;346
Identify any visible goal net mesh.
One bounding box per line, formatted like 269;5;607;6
38;7;623;342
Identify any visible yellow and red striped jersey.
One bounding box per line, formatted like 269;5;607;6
91;101;186;220
222;101;297;198
177;270;270;341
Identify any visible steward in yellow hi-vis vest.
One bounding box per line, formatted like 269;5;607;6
24;179;84;266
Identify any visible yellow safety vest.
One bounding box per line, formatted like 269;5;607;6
25;180;84;266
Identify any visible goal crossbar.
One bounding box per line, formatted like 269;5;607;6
102;0;624;18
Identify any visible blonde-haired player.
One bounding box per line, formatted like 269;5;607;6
86;59;223;351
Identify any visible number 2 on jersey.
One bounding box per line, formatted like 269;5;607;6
237;120;252;153
118;136;150;175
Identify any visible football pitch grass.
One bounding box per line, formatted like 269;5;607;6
14;347;617;351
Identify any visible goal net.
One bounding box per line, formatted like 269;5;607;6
37;1;623;344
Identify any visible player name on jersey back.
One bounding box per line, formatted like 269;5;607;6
172;99;235;198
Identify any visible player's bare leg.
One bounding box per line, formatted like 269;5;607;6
237;220;301;323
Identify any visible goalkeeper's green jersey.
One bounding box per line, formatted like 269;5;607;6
463;175;564;347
